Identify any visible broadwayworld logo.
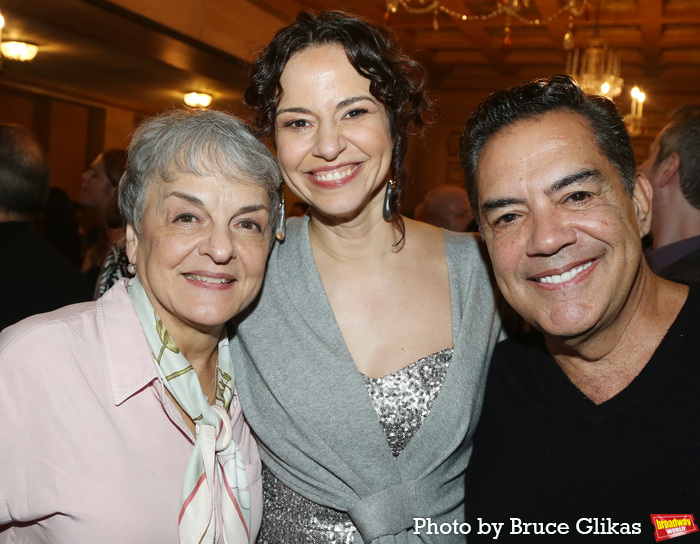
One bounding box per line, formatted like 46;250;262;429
651;515;699;541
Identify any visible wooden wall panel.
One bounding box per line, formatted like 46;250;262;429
48;101;90;201
0;85;142;203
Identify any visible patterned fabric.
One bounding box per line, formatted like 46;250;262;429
127;276;251;544
363;348;453;457
94;237;132;299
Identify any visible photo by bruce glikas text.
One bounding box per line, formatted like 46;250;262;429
413;517;642;539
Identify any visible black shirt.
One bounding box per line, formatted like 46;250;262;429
465;285;700;543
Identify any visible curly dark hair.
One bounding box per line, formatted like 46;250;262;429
245;10;432;232
459;74;636;229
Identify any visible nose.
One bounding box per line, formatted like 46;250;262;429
526;209;577;257
312;122;346;161
200;224;237;264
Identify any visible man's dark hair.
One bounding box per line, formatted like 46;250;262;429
459;74;636;227
654;105;700;209
0;124;50;217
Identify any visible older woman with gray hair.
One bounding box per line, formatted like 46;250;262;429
0;108;281;544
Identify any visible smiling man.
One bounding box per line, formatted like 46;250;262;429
458;75;699;541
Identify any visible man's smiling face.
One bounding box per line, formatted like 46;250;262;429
476;110;651;341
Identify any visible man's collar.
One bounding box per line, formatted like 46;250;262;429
645;235;700;273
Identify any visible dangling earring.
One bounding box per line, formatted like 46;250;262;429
275;184;286;242
127;263;137;275
383;179;395;222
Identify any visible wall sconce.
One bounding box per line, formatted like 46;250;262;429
624;86;646;137
184;92;212;108
1;41;39;61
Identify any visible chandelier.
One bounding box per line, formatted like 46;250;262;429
565;0;622;99
386;0;588;47
566;37;623;98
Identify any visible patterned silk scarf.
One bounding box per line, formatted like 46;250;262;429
128;276;251;543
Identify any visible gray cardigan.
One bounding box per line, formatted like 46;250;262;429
230;216;502;543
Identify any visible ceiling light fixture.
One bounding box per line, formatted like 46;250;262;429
566;0;622;100
1;41;39;61
0;10;39;63
184;92;213;108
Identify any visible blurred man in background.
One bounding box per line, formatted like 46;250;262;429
414;184;476;232
639;105;700;283
0;124;91;330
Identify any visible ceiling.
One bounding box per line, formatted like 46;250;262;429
1;0;699;119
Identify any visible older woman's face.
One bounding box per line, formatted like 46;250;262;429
275;44;393;224
125;171;271;338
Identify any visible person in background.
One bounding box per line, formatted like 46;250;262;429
0;109;280;542
38;186;84;267
414;184;476;232
0;124;91;331
459;74;697;541
230;10;502;543
639;105;700;283
288;200;309;217
79;148;127;290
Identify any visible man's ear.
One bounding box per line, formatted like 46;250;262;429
657;152;680;189
125;223;139;264
632;171;653;237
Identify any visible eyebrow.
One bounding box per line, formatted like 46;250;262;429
165;191;269;214
480;168;604;216
276;95;375;117
166;191;203;207
547;168;603;194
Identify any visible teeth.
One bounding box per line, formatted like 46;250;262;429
312;165;357;182
538;261;592;284
185;274;232;284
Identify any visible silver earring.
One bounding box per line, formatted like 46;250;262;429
383;180;395;222
275;184;286;242
127;263;137;275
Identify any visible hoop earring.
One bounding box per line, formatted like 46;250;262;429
383;180;395;222
275;184;286;242
127;263;137;275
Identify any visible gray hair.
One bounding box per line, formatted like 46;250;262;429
119;108;281;238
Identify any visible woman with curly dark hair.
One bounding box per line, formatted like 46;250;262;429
230;11;503;543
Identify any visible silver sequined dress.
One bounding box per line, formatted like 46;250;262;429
257;348;453;543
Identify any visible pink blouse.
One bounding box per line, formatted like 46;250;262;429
0;281;262;543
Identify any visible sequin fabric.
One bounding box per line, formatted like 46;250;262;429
363;348;452;457
257;348;453;543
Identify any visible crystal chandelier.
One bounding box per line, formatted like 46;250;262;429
565;0;623;99
566;37;623;99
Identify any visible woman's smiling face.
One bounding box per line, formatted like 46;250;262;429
274;44;393;224
126;171;271;340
